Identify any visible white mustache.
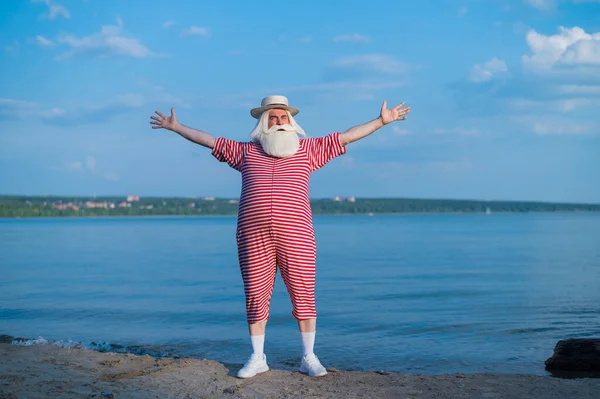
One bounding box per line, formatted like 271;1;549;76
265;124;296;134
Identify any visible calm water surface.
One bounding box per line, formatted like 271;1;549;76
1;213;599;375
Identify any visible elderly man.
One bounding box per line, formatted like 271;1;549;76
150;95;410;378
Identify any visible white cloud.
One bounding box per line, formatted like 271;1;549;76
392;126;410;135
332;54;409;74
434;127;480;136
40;107;66;118
0;94;140;124
522;26;600;70
277;34;312;43
279;80;408;94
333;34;371;43
557;98;600;111
180;26;210;37
67;156;119;181
36;35;55;47
533;122;590;134
163;20;175;28
525;0;600;6
0;98;36;117
508;97;600;112
0;87;190;125
133;79;192;108
558;84;600;94
562;38;600;65
0;98;65;119
368;126;410;145
469;57;509;82
60;93;151;123
56;18;154;59
255;80;408;105
524;0;555;11
0;98;35;107
33;0;70;20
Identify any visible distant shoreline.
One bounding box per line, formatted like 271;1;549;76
2;194;599;204
2;195;599;218
1;210;599;220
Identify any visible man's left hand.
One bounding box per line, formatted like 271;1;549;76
380;100;411;125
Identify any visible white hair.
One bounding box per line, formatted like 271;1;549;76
249;109;306;141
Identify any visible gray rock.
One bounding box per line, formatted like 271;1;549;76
545;338;600;378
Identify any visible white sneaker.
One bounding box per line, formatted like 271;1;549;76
299;353;327;377
237;353;269;379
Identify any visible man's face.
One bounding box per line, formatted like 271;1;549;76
267;109;289;129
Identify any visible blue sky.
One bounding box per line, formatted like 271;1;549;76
1;0;599;203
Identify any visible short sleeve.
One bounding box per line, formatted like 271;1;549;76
211;138;250;171
303;132;347;171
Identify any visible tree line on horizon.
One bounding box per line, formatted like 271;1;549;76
0;195;599;218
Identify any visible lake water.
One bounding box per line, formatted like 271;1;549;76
1;213;599;375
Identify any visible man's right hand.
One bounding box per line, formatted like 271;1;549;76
150;107;180;132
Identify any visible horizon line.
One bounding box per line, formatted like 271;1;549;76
1;194;599;206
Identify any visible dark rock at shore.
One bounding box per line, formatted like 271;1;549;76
545;339;600;378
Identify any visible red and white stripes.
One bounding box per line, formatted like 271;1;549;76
212;132;346;323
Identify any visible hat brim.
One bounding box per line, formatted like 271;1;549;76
250;105;299;119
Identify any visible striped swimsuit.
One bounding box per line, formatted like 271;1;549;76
212;132;346;323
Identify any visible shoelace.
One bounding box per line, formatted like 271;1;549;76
244;356;263;367
305;355;321;367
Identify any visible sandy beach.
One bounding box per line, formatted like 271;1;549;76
1;343;599;399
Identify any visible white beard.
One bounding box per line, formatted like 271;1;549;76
256;124;300;158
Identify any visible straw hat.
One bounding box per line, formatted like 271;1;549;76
250;95;299;119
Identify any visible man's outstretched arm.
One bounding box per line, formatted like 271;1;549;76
338;100;411;146
150;107;216;149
